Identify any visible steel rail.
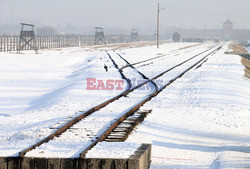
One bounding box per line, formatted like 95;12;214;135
19;48;152;157
128;43;221;93
116;52;158;91
19;51;132;157
121;43;202;69
79;44;223;158
19;43;222;157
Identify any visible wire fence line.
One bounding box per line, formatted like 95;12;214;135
0;35;100;52
0;34;156;52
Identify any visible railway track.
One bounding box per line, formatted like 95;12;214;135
120;43;203;69
19;43;223;159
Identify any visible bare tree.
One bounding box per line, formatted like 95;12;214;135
37;26;58;36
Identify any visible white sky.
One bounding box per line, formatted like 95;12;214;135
0;0;250;29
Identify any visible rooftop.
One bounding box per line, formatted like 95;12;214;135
224;19;233;25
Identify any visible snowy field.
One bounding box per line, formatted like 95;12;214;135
0;42;249;168
124;43;250;168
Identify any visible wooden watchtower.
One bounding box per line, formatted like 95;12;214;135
131;29;139;42
17;23;38;53
95;27;106;45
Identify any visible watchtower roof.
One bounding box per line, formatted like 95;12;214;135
224;19;233;25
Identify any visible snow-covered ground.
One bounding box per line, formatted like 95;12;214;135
0;47;124;156
124;43;250;168
0;43;192;157
0;42;249;168
246;46;250;52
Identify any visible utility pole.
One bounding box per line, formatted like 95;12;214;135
157;3;164;48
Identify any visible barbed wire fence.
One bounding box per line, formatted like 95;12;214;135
0;34;156;52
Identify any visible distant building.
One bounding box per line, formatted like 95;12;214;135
223;19;233;41
173;32;181;42
233;29;250;41
178;29;222;41
175;19;250;41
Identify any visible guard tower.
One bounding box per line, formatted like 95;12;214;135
131;29;139;42
17;23;38;53
223;19;233;41
95;27;106;45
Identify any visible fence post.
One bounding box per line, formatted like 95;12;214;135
33;35;36;50
45;35;47;49
51;35;53;48
66;35;68;47
56;35;58;48
50;36;52;48
58;35;60;48
52;35;54;48
14;35;18;51
61;35;63;48
10;35;13;51
39;36;42;49
68;35;70;47
51;36;53;48
17;35;19;51
43;35;45;49
13;35;15;51
37;35;39;50
3;35;6;52
14;35;17;51
46;36;48;49
59;35;62;48
78;35;80;46
48;36;50;48
47;36;49;49
63;35;65;47
6;35;9;51
50;35;52;48
40;36;42;49
49;35;50;48
0;36;2;52
49;35;51;48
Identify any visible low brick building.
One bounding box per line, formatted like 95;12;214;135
176;19;250;41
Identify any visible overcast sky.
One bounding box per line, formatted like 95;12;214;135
1;0;250;30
